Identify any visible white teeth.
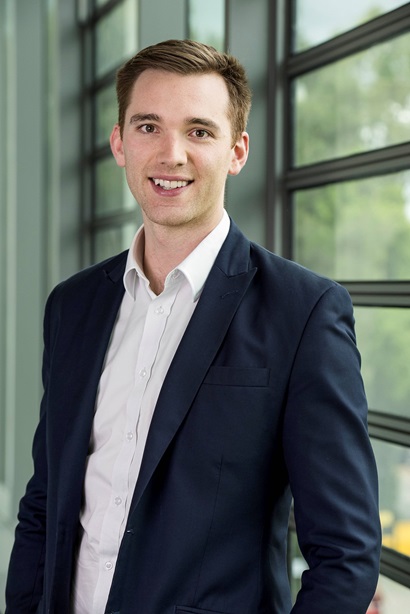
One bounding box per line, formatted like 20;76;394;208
153;178;189;190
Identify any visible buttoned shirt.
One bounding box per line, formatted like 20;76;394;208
71;211;230;614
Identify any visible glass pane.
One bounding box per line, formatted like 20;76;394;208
288;529;307;602
94;221;139;263
293;172;410;281
96;0;138;78
355;307;410;418
376;575;410;613
95;84;117;147
95;157;136;215
294;32;410;166
294;0;408;52
188;0;225;50
372;439;410;557
289;530;381;610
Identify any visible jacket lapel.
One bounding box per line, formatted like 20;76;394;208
129;222;256;514
56;253;127;510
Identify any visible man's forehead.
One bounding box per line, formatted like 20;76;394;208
126;69;231;122
129;68;230;100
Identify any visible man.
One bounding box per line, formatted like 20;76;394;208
6;39;381;613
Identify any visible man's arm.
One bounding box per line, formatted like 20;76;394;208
283;284;381;613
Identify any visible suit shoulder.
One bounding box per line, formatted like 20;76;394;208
50;250;128;303
249;241;347;303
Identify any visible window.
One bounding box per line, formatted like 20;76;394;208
294;0;408;51
79;0;140;263
276;0;410;598
188;0;225;50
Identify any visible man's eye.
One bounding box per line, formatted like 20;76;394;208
140;124;156;133
192;129;209;138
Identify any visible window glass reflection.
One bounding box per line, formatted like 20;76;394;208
188;0;225;50
94;221;139;263
372;439;410;558
354;307;410;419
95;84;117;147
293;172;410;281
288;530;382;611
96;0;137;78
294;0;408;51
294;32;410;165
375;574;410;612
95;158;136;216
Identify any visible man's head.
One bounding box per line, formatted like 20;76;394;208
115;39;252;144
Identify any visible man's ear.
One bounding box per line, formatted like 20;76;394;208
110;124;125;167
228;131;249;176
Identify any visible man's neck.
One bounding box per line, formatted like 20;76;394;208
141;214;223;295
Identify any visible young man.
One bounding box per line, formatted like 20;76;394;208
6;39;381;614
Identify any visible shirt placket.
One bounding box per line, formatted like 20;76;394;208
92;282;179;613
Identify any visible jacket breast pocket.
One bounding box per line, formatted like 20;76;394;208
203;366;270;387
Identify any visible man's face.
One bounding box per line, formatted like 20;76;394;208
110;69;248;234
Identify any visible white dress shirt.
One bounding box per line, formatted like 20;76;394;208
71;211;230;614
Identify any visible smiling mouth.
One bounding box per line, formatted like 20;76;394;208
151;178;192;191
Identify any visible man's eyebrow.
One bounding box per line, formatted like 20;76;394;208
186;117;220;132
129;113;160;125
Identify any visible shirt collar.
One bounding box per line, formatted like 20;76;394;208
123;210;230;302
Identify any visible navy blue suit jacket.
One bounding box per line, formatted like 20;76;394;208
6;220;381;613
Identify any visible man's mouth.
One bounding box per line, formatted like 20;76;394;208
151;178;191;191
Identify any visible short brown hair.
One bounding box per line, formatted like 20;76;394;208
115;39;252;143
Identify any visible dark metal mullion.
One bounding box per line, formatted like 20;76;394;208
267;0;293;258
343;281;410;308
380;548;410;589
285;3;410;593
79;6;89;267
87;68;118;96
89;209;138;231
281;0;294;260
80;0;124;28
368;411;410;448
89;143;112;162
285;142;410;191
288;4;410;77
347;295;410;309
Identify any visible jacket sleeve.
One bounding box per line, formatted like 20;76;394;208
5;288;57;614
283;284;381;613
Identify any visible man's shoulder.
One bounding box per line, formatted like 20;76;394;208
50;250;128;302
250;240;339;293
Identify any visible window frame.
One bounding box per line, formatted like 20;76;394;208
273;0;410;589
79;0;140;264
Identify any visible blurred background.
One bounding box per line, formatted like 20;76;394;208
1;1;410;611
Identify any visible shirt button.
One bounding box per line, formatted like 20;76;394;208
171;271;180;280
105;561;113;571
139;368;147;378
126;431;134;441
114;496;122;506
154;306;164;315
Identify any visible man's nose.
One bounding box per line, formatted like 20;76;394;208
157;133;188;167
